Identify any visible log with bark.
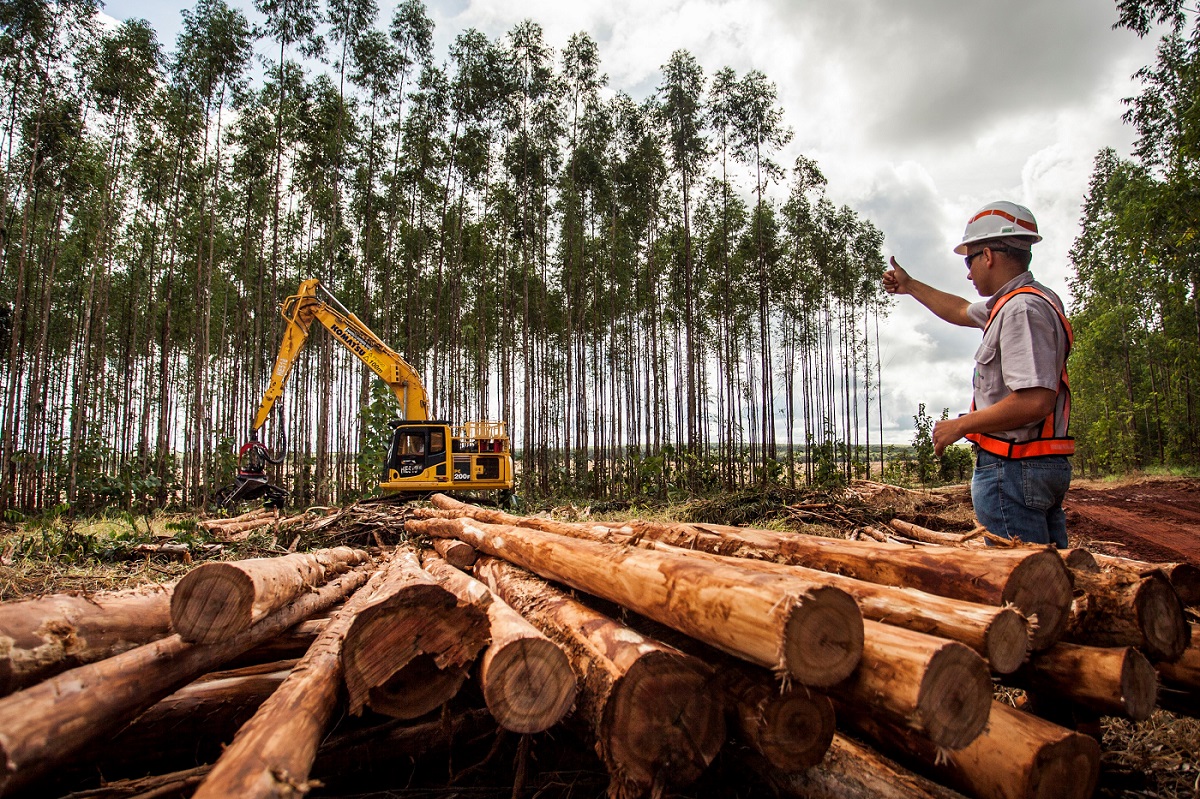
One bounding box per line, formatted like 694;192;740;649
1064;568;1190;661
474;556;725;799
839;699;1101;799
1018;642;1158;721
830;621;993;750
1091;553;1200;607
1156;622;1200;716
192;554;406;799
718;663;835;773
421;552;576;733
407;516;864;687
341;547;490;720
0;583;173;696
426;494;1070;651
887;519;982;547
93;660;296;776
0;564;374;797
198;508;274;533
170;546;369;643
744;733;968;799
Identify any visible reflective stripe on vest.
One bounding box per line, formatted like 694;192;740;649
964;286;1075;459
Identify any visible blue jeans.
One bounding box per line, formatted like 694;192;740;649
971;450;1071;549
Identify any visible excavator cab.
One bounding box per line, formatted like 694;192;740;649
381;420;512;492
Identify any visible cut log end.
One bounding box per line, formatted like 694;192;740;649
482;636;577;733
918;642;993;750
1121;648;1160;722
432;537;478;570
985;607;1032;674
1003;550;1074;650
170;564;255;644
781;586;864;687
1136;576;1190;662
753;688;836;772
603;651;725;791
1026;729;1102;799
367;653;470;720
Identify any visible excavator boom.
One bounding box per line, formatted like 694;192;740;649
252;279;429;432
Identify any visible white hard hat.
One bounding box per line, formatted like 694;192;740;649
953;201;1042;255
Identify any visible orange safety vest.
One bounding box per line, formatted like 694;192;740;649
964;286;1075;459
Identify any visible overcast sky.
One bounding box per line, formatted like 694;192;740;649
102;0;1162;443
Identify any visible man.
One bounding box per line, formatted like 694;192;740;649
883;201;1073;548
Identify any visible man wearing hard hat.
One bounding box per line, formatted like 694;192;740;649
882;202;1073;548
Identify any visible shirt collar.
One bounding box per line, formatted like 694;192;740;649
985;271;1035;310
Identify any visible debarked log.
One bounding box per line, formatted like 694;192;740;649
0;564;374;797
1091;553;1200;607
473;556;723;799
1064;568;1189;662
829;621;992;750
341;548;489;720
407;516;864;687
421;552;576;733
170;546;370;643
0;583;173;696
839;699;1100;799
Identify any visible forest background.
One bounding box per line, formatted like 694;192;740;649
0;0;1196;513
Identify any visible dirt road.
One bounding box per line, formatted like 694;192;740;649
1066;478;1200;565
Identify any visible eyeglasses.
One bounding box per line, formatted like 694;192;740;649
965;249;987;268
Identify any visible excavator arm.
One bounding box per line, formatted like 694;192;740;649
251;278;430;433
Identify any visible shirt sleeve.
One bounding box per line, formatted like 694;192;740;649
995;298;1063;392
966;301;989;329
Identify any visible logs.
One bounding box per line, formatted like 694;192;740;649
0;584;173;696
841;699;1101;799
431;536;477;569
1064;568;1190;661
426;497;1070;652
340;547;489;720
1023;642;1158;721
408;516;864;687
170;546;369;643
194;556;397;799
474;556;724;798
0;564;374;797
421;553;576;733
424;497;1029;673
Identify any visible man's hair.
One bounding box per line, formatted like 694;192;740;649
985;242;1033;270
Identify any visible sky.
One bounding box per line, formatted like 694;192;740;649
101;0;1164;444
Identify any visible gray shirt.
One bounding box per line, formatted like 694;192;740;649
966;272;1069;443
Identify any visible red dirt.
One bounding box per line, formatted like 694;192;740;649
1064;477;1200;565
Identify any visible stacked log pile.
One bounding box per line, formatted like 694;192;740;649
0;497;1195;799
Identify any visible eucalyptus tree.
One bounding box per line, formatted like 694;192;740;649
171;0;253;502
657;49;708;479
559;30;604;489
254;0;324;296
502;20;563;490
728;69;791;470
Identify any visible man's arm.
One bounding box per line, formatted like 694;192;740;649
883;257;978;328
932;387;1057;456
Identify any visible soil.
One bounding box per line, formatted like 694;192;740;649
1064;477;1200;566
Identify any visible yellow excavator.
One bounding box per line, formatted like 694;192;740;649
216;279;514;506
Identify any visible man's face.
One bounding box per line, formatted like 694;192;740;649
965;247;991;297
